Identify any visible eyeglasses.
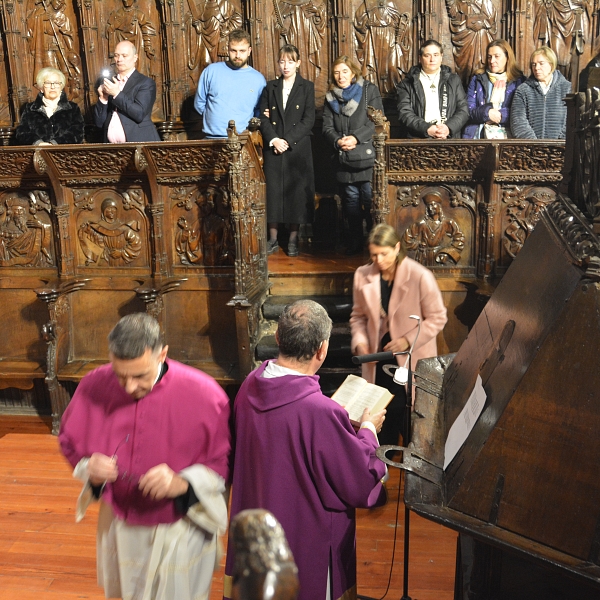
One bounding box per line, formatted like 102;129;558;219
111;435;142;484
43;81;62;88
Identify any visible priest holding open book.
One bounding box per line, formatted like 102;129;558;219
225;300;387;600
350;223;447;445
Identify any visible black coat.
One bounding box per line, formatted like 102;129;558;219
94;69;160;142
259;74;315;224
322;80;383;184
14;92;84;145
396;65;468;138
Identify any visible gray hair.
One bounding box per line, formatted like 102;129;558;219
108;313;163;359
36;67;66;90
277;300;332;362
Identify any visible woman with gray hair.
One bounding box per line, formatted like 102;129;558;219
14;67;84;145
510;46;572;139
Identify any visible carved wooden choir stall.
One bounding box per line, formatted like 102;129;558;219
0;130;267;433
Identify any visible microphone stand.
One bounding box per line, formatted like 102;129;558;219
354;316;421;600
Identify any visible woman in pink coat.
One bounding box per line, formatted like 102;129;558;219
350;223;447;444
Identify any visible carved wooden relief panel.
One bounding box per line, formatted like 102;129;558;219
499;186;556;265
74;189;148;269
171;183;235;267
394;184;476;274
0;190;55;267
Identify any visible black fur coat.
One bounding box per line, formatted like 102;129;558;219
15;92;84;145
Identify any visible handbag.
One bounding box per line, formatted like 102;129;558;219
337;84;375;171
338;141;375;170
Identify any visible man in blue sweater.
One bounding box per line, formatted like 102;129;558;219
194;29;266;138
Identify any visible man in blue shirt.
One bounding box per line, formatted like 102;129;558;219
194;29;266;138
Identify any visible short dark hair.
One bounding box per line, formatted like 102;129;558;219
420;39;443;56
278;44;300;62
277;300;332;362
229;29;252;46
108;313;163;359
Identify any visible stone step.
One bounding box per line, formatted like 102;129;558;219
262;295;353;323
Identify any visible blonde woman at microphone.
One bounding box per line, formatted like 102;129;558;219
350;223;447;445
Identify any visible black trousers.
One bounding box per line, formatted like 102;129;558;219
375;358;408;446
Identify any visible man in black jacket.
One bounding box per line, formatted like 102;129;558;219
396;40;468;139
94;40;160;142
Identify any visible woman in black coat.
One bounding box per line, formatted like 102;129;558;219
15;67;84;146
260;44;315;257
322;56;383;255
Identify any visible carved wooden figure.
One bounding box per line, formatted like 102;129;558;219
230;509;299;600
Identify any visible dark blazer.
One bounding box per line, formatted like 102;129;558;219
94;69;160;142
322;80;383;184
15;92;84;145
259;74;315;224
396;65;469;138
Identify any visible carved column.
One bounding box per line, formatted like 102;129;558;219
370;108;390;225
227;125;269;376
1;1;32;120
74;0;103;115
157;0;182;125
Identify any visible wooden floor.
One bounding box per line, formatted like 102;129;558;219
0;416;456;600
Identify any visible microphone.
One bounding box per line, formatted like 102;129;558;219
352;351;394;364
351;315;422;370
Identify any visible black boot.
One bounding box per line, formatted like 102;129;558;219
345;215;364;255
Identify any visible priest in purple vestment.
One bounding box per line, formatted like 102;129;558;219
58;313;231;600
224;300;388;600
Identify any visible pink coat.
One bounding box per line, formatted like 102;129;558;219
350;257;448;383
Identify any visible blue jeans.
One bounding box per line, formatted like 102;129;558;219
341;181;372;218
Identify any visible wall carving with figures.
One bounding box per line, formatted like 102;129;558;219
0;0;598;137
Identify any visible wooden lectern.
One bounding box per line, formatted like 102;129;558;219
399;195;600;598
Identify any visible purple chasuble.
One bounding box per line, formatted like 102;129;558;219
225;360;387;600
59;359;231;526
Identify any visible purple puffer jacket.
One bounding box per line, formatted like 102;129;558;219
462;72;526;139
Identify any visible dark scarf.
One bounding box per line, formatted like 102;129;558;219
326;77;364;116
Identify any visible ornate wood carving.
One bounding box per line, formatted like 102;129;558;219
388;143;487;175
0;190;54;267
172;183;235;266
230;509;299;600
384;140;565;278
501;185;556;260
76;192;147;267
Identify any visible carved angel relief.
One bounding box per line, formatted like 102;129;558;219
0;191;54;267
77;192;145;267
173;184;235;267
502;188;556;258
402;190;466;266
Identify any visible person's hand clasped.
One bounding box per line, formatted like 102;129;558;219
338;135;358;151
88;452;118;486
138;463;189;501
272;138;289;154
361;407;386;433
427;123;450;139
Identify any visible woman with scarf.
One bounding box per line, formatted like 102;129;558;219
463;39;525;139
323;56;383;255
15;67;84;145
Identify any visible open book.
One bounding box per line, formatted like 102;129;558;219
331;374;394;424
